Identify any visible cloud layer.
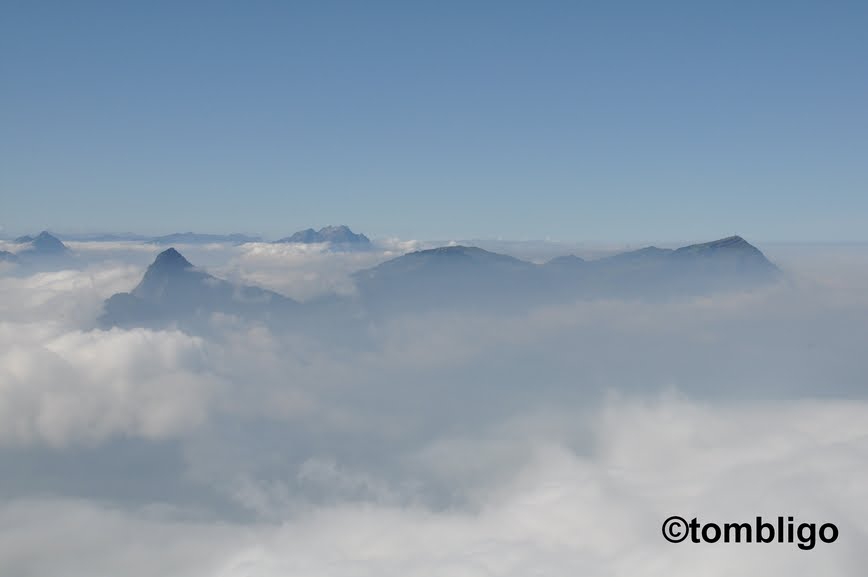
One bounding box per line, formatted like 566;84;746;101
0;240;866;575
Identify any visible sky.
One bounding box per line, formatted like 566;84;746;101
2;0;867;241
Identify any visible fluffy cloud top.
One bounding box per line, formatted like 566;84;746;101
1;241;867;575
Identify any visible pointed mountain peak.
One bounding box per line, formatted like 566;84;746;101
132;248;198;301
151;247;193;270
16;231;69;254
34;230;59;241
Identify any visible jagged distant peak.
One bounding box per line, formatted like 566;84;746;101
275;225;370;245
319;225;352;234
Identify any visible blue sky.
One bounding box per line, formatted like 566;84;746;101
2;1;866;241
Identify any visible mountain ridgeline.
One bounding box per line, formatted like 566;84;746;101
100;236;780;329
274;225;371;247
2;231;73;268
353;236;778;313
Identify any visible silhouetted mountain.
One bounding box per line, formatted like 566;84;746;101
102;236;780;328
354;236;779;312
275;225;370;246
100;248;296;328
352;245;540;312
15;231;70;256
599;245;672;264
151;232;262;245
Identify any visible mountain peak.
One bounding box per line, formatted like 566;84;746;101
366;245;531;276
707;235;749;247
319;225;351;234
131;248;198;301
15;231;69;255
275;225;370;245
151;247;193;270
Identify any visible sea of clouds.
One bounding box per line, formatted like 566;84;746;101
0;239;867;575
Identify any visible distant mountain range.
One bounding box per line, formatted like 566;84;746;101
45;226;370;246
149;232;263;245
275;225;371;246
353;236;778;313
100;236;780;329
52;231;263;244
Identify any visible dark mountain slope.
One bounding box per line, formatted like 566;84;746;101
101;248;296;328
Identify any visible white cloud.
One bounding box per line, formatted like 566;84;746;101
0;397;866;576
0;242;867;574
0;326;220;446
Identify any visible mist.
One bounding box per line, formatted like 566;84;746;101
0;238;867;575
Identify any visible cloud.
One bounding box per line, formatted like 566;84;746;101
1;241;867;574
0;396;866;576
216;241;422;301
0;326;220;447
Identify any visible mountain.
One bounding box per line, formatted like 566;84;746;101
56;232;154;242
544;254;586;268
100;248;296;328
102;236;780;328
353;245;542;313
0;250;19;263
353;236;779;312
150;232;262;245
580;235;780;296
275;225;370;246
15;231;70;256
280;228;321;243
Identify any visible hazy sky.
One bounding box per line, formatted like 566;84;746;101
2;1;866;241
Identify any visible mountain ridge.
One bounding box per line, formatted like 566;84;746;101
101;235;781;328
15;231;70;256
275;225;370;246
